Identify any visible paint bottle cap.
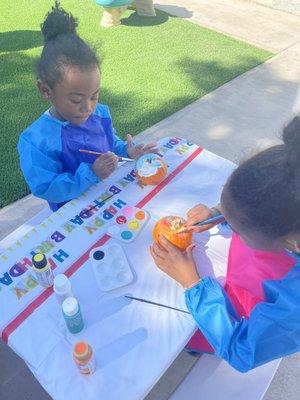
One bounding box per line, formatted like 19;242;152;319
62;297;79;316
32;253;47;269
54;274;71;294
73;341;90;360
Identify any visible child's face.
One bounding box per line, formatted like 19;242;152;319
221;186;284;253
40;66;100;125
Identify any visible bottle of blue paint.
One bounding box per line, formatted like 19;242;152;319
62;297;84;334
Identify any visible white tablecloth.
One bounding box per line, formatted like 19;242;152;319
0;137;235;400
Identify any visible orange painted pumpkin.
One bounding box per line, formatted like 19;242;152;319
135;153;167;186
153;216;192;250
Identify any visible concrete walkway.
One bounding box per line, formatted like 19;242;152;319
0;0;300;399
253;0;300;15
140;42;300;164
155;0;300;52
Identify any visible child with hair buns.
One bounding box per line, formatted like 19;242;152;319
18;2;157;211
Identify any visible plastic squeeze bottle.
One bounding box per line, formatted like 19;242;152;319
73;341;96;374
62;297;84;334
53;274;73;304
32;253;54;287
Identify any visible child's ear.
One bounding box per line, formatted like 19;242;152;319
37;79;52;100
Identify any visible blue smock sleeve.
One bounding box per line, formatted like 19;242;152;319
18;134;99;203
185;258;300;372
95;103;128;157
113;132;128;158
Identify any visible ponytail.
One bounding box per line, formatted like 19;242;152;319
36;2;99;88
41;1;78;42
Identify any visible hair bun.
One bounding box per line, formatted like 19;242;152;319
41;1;78;42
282;115;300;169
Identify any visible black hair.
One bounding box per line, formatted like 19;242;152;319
36;1;99;88
223;116;300;239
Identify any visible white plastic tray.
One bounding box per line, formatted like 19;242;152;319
90;242;134;291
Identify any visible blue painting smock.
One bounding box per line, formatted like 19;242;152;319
18;104;127;211
185;232;300;373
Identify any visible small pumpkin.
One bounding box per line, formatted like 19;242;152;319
153;216;192;250
135;153;167;186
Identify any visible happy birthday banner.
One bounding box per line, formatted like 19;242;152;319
0;137;197;336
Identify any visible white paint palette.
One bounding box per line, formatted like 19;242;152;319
106;205;149;243
90;243;134;291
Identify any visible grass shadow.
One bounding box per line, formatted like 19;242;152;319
174;56;265;93
0;51;45;206
122;9;170;26
0;31;42;53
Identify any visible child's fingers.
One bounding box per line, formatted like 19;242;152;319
150;245;165;263
127;134;134;147
186;226;203;233
142;145;159;154
143;142;157;150
150;249;168;272
99;153;118;169
145;141;157;146
95;153;115;165
149;148;160;155
185;215;207;228
105;164;117;173
186;210;199;219
186;206;214;228
187;224;215;233
102;159;118;173
186;244;196;259
185;216;200;226
177;228;189;234
109;153;119;163
144;146;160;155
103;160;118;169
133;144;143;151
152;241;168;257
187;205;206;218
105;161;118;172
158;235;178;252
103;151;118;160
149;246;157;262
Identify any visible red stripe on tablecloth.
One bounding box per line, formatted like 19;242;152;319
136;147;203;208
2;235;110;343
2;146;203;343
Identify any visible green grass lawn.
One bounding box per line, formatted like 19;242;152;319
0;0;272;207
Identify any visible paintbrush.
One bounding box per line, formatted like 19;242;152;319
83;193;114;213
79;148;135;162
177;213;225;233
125;295;190;314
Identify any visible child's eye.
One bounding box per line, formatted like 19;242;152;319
71;99;81;104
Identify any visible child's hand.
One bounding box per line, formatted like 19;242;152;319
150;235;200;289
92;152;118;180
126;134;159;160
186;204;221;233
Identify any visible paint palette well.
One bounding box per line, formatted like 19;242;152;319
106;205;149;243
90;243;133;291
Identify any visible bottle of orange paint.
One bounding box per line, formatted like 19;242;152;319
73;341;96;375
